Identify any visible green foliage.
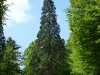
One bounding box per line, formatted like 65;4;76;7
0;0;7;58
0;37;22;75
66;0;100;75
23;41;35;75
30;0;66;75
0;0;9;50
65;39;72;75
0;0;9;73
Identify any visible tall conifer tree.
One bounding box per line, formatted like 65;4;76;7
0;0;9;72
31;0;66;75
0;0;7;57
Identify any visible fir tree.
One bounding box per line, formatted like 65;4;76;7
31;0;66;75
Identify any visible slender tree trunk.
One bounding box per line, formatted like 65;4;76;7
48;62;52;75
48;30;52;75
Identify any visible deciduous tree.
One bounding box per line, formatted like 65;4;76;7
66;0;100;74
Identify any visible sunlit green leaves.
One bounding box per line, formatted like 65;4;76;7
66;0;100;74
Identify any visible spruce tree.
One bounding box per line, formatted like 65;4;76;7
66;0;100;74
31;0;66;75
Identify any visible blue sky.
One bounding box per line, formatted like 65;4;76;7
4;0;70;52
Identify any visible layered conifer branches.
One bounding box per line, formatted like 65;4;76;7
31;0;66;75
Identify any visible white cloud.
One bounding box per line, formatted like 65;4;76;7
4;0;33;24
